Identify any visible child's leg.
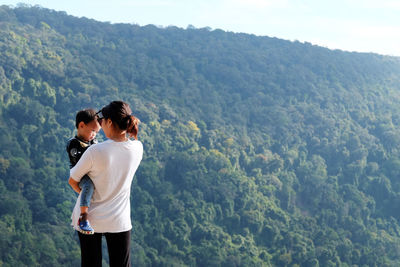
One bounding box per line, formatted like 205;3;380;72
79;175;94;218
78;175;95;234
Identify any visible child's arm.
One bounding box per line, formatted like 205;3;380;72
68;177;81;194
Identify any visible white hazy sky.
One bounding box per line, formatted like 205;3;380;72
2;0;400;56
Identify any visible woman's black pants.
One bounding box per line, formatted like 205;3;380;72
78;230;131;267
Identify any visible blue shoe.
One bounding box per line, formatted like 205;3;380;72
79;219;94;235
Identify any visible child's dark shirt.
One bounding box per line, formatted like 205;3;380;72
66;136;97;169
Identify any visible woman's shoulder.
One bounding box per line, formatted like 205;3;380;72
89;139;142;151
130;139;142;145
128;139;143;150
124;139;142;155
87;139;112;151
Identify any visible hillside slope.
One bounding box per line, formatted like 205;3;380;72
2;4;400;266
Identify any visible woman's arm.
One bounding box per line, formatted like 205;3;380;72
68;177;81;194
69;147;93;194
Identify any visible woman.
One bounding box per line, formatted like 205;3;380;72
68;100;143;267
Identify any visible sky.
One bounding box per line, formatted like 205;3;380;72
1;0;400;57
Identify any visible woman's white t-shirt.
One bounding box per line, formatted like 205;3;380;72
70;139;143;233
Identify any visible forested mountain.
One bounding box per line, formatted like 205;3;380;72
2;4;400;266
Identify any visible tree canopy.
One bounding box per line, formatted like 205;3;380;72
2;4;400;266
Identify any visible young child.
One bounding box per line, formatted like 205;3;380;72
66;108;101;234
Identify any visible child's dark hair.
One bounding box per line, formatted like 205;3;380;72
99;101;140;139
75;108;98;128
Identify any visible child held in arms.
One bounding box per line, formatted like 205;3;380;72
66;109;101;234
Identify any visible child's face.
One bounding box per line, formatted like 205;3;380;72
77;120;101;142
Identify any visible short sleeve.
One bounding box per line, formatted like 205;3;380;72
70;147;93;182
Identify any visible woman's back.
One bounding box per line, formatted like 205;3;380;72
70;139;143;232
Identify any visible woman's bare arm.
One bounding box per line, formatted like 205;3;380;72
68;177;81;194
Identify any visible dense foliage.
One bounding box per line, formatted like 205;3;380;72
2;4;400;266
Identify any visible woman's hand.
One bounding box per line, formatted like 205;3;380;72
68;177;81;194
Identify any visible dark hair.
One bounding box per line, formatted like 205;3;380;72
75;108;98;128
100;101;140;139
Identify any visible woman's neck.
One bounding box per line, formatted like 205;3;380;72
106;121;128;142
109;133;128;142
